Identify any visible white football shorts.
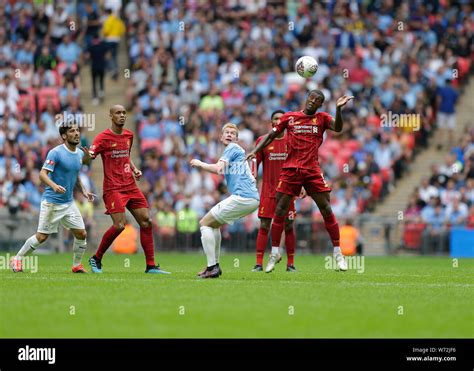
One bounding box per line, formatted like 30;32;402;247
38;200;85;234
210;195;259;225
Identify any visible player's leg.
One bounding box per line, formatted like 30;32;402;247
90;212;126;273
70;229;87;273
12;200;59;272
90;191;126;272
11;232;49;272
61;202;89;273
284;200;297;271
202;195;259;278
254;217;271;271
309;191;347;271
129;207;170;274
197;211;223;278
198;212;222;277
285;218;296;271
266;192;293;273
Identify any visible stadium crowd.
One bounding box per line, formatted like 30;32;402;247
0;1;473;252
124;1;472;238
404;125;474;253
0;1;113;216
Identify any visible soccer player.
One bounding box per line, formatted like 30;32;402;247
190;123;259;278
254;110;302;273
87;105;170;274
11;122;94;273
247;90;354;271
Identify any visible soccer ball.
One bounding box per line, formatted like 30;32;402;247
295;56;318;78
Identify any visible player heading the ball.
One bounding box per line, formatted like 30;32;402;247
247;90;354;272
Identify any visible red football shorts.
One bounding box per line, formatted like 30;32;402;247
258;196;296;220
103;187;149;215
276;167;331;197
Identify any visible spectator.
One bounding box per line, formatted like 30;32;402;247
445;198;469;226
421;205;448;255
340;219;363;256
436;78;458;150
86;35;108;105
102;8;125;80
176;201;199;249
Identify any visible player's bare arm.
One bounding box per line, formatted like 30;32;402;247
328;95;354;132
190;159;226;174
80;146;93;165
246;130;279;161
75;176;96;202
39;168;66;194
130;159;142;180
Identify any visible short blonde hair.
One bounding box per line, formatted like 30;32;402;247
221;123;239;137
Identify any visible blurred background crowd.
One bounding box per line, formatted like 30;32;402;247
0;0;472;253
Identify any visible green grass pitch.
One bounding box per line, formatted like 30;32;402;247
1;253;473;338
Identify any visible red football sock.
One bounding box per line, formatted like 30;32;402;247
271;215;285;248
256;227;269;265
140;226;156;266
95;226;123;259
323;212;340;247
285;227;295;266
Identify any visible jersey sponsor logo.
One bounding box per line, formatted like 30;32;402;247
46;159;55;166
268;153;287;161
111;149;129;158
313;126;319;133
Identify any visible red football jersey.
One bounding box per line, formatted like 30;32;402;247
89;128;136;192
256;134;287;198
272;111;332;170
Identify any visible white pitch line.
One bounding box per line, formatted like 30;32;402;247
0;275;472;288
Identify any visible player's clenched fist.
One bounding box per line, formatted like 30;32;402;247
133;168;142;180
190;159;202;168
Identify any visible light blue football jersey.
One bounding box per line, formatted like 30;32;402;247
219;143;259;200
42;144;84;204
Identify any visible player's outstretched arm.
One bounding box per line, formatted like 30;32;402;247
190;159;225;175
75;176;96;202
246;130;279;161
80;147;93;165
329;95;354;132
39;168;66;194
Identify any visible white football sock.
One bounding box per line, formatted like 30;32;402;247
16;235;43;257
73;238;87;267
200;226;216;267
333;246;342;255
271;246;279;255
213;228;221;264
